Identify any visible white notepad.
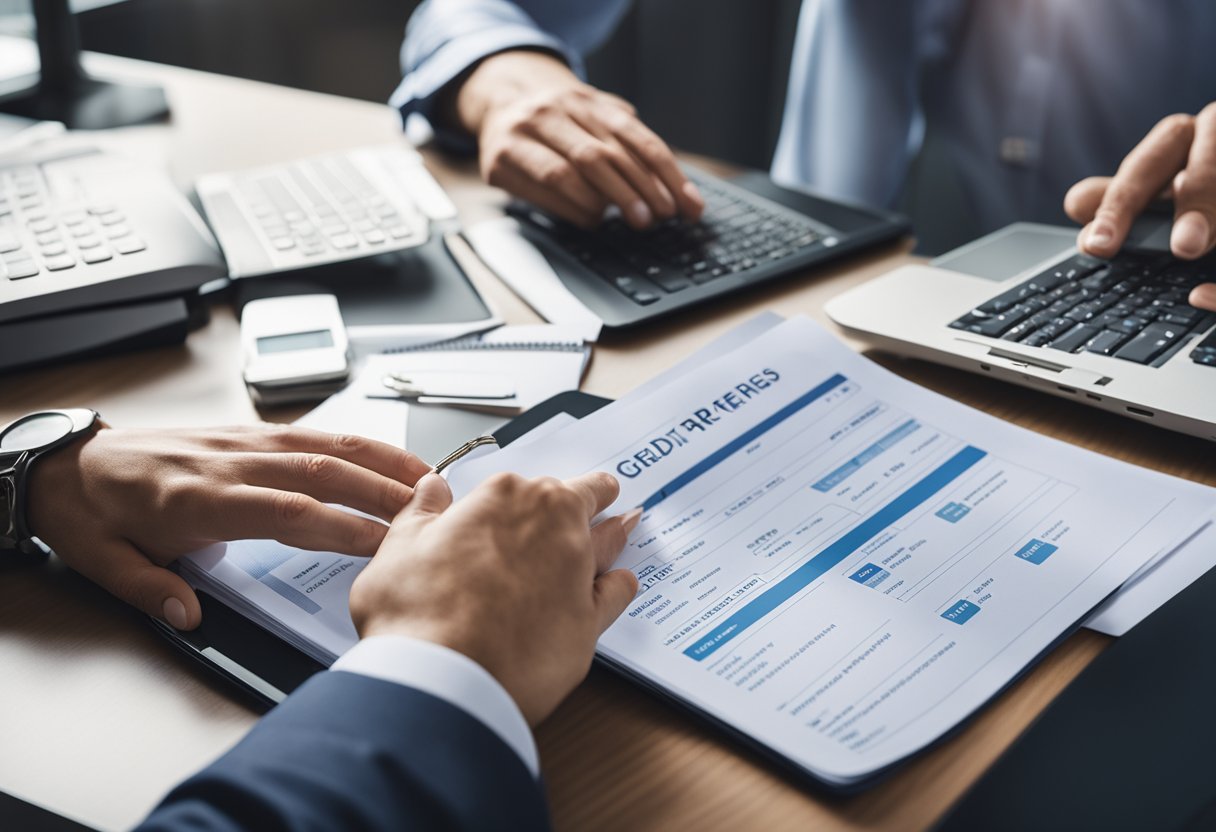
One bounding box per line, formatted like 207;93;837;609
360;324;590;413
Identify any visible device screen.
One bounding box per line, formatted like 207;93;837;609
256;329;335;354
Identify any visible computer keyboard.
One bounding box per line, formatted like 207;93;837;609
0;162;148;281
950;252;1216;367
509;171;840;306
0;146;225;324
197;145;455;279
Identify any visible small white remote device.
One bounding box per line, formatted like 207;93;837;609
240;294;351;406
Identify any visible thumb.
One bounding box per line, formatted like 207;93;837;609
392;472;453;527
89;541;203;630
593;568;639;634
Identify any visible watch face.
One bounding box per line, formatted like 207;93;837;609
0;412;74;452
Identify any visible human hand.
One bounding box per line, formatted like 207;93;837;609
1065;104;1216;311
455;50;704;229
27;424;430;630
349;471;641;726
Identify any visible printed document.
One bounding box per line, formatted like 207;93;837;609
447;315;1215;785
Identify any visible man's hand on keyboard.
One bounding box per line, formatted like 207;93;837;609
1065;103;1216;311
453;50;704;230
27;424;430;631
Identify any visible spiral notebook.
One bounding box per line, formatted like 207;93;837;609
360;325;591;413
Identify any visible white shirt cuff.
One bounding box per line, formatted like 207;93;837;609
330;635;539;778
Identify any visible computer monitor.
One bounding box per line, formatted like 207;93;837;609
0;0;168;128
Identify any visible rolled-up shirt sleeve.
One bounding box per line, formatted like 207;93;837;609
392;0;631;147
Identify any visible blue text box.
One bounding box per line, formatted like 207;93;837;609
935;501;971;523
1014;539;1058;565
941;599;981;625
848;562;890;588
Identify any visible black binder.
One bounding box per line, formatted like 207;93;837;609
150;391;613;709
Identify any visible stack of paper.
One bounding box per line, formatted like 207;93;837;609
445;314;1215;787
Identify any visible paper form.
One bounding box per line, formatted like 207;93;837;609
447;315;1215;785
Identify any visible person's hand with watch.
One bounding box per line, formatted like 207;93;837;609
0;409;430;631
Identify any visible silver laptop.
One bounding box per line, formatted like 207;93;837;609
826;221;1216;441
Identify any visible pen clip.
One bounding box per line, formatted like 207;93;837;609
432;435;499;474
382;373;425;397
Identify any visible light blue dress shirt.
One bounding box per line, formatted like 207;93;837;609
394;0;1216;235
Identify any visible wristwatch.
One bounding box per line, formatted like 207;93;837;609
0;409;100;555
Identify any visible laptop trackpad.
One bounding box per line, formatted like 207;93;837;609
932;225;1077;282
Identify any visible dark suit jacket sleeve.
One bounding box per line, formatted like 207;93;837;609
136;671;552;832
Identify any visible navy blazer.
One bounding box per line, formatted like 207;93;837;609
138;671;551;831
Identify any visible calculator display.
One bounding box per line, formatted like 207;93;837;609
256;329;335;354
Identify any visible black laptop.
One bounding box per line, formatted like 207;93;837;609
498;165;908;330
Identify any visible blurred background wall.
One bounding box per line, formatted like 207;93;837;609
3;0;802;170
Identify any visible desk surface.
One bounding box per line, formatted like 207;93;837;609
1;50;1213;832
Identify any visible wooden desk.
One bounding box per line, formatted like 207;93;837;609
2;50;1213;832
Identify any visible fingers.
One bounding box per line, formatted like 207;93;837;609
214;486;390;556
77;540;203;630
391;473;453;528
233;452;413;523
494;162;606;228
593;568;639;633
563;471;621;520
1171;103;1216;259
601;109;704;221
1063;176;1110;224
589;508;641;573
237;426;431;487
1190;283;1216;311
1080;113;1195;258
530;112;669;229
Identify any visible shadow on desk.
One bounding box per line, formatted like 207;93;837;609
0;790;93;832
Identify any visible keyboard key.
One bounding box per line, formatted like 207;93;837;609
5;259;38;279
1190;329;1216;366
40;242;67;257
362;230;387;244
0;232;21;253
1112;321;1184;364
114;237;147;255
330;233;359;249
652;273;691;292
1048;324;1100;353
81;247;113;264
105;224;132;239
1083;329;1129;355
44;254;76;271
271;237;296;251
98;212;126;226
76;235;103;249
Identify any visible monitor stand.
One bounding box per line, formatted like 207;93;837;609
0;0;169;130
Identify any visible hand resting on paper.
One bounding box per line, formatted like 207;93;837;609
350;470;641;726
26;424;431;631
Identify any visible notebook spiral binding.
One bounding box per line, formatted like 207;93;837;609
383;333;584;354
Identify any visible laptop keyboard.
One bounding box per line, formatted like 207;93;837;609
950;252;1216;367
512;173;838;306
